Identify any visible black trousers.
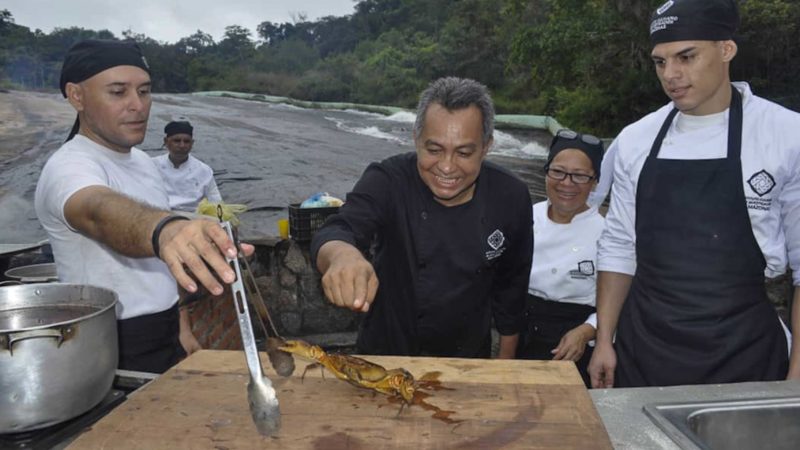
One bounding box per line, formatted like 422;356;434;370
117;304;186;374
517;295;595;387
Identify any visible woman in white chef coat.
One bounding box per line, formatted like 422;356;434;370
517;130;605;387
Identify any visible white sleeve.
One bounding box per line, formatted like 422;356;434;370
779;143;800;286
206;178;222;203
37;152;109;230
584;312;597;347
597;140;638;275
583;312;597;329
588;139;618;208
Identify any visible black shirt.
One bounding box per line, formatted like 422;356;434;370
311;152;533;357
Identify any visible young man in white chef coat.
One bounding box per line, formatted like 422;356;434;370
588;0;800;388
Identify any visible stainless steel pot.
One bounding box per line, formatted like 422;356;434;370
4;263;59;283
0;283;118;433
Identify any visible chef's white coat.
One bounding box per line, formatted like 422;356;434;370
598;82;800;287
529;201;606;329
153;154;222;212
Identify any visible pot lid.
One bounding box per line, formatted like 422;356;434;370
4;263;58;282
0;240;47;257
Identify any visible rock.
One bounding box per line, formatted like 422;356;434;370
279;267;295;288
278;289;299;310
302;307;357;334
283;241;307;274
299;273;324;305
279;311;302;335
254;276;274;298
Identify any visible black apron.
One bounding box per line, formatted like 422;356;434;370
518;294;596;387
615;87;788;387
117;303;186;374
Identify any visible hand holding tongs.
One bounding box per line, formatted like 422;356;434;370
220;220;281;436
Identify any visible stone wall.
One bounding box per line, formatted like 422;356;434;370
247;238;361;339
180;237;361;350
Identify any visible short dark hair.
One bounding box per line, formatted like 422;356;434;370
413;77;494;146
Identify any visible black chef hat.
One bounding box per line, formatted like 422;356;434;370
59;39;150;97
60;39;151;142
650;0;739;45
164;121;193;137
546;130;604;178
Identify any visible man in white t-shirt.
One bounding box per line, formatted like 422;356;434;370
34;39;251;373
588;0;800;388
154;120;222;212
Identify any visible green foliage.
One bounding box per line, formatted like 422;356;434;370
2;1;799;132
252;38;320;75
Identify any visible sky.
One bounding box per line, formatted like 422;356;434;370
3;0;358;44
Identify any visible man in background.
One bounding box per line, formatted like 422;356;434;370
154;120;222;212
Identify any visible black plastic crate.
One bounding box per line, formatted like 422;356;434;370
288;203;340;242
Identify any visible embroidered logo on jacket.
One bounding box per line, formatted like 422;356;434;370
745;169;775;211
485;229;506;260
747;170;775;197
568;260;595;279
656;0;674;15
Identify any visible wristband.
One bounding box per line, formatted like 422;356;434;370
151;215;190;258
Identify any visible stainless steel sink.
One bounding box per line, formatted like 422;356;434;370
644;397;800;450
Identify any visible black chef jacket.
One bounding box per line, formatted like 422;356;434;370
311;152;533;357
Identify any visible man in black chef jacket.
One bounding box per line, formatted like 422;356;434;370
311;77;533;358
588;0;800;388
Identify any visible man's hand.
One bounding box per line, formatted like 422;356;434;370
178;300;202;356
552;323;595;362
588;340;617;388
63;186;253;295
179;327;202;355
317;241;378;312
158;219;254;295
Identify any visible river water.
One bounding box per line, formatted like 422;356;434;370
0;92;549;243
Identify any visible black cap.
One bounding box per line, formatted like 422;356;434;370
650;0;739;45
60;39;151;143
59;39;151;97
546;130;604;178
164;121;193;137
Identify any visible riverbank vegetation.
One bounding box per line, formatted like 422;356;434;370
1;0;797;135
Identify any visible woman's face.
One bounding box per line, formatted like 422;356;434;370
545;149;597;222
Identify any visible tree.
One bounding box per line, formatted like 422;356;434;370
218;25;255;62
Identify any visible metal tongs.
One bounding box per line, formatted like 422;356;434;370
220;220;281;436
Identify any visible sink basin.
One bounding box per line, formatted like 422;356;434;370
644;397;800;450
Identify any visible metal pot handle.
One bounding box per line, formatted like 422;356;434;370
1;328;65;354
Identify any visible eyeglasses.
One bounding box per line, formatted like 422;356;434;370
554;129;602;146
545;168;596;184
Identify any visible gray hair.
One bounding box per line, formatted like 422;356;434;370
413;77;495;146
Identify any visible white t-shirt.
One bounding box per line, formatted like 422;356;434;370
529;201;605;329
153;154;221;212
598;82;800;286
34;135;178;320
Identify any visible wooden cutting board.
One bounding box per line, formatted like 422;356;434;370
68;350;612;449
